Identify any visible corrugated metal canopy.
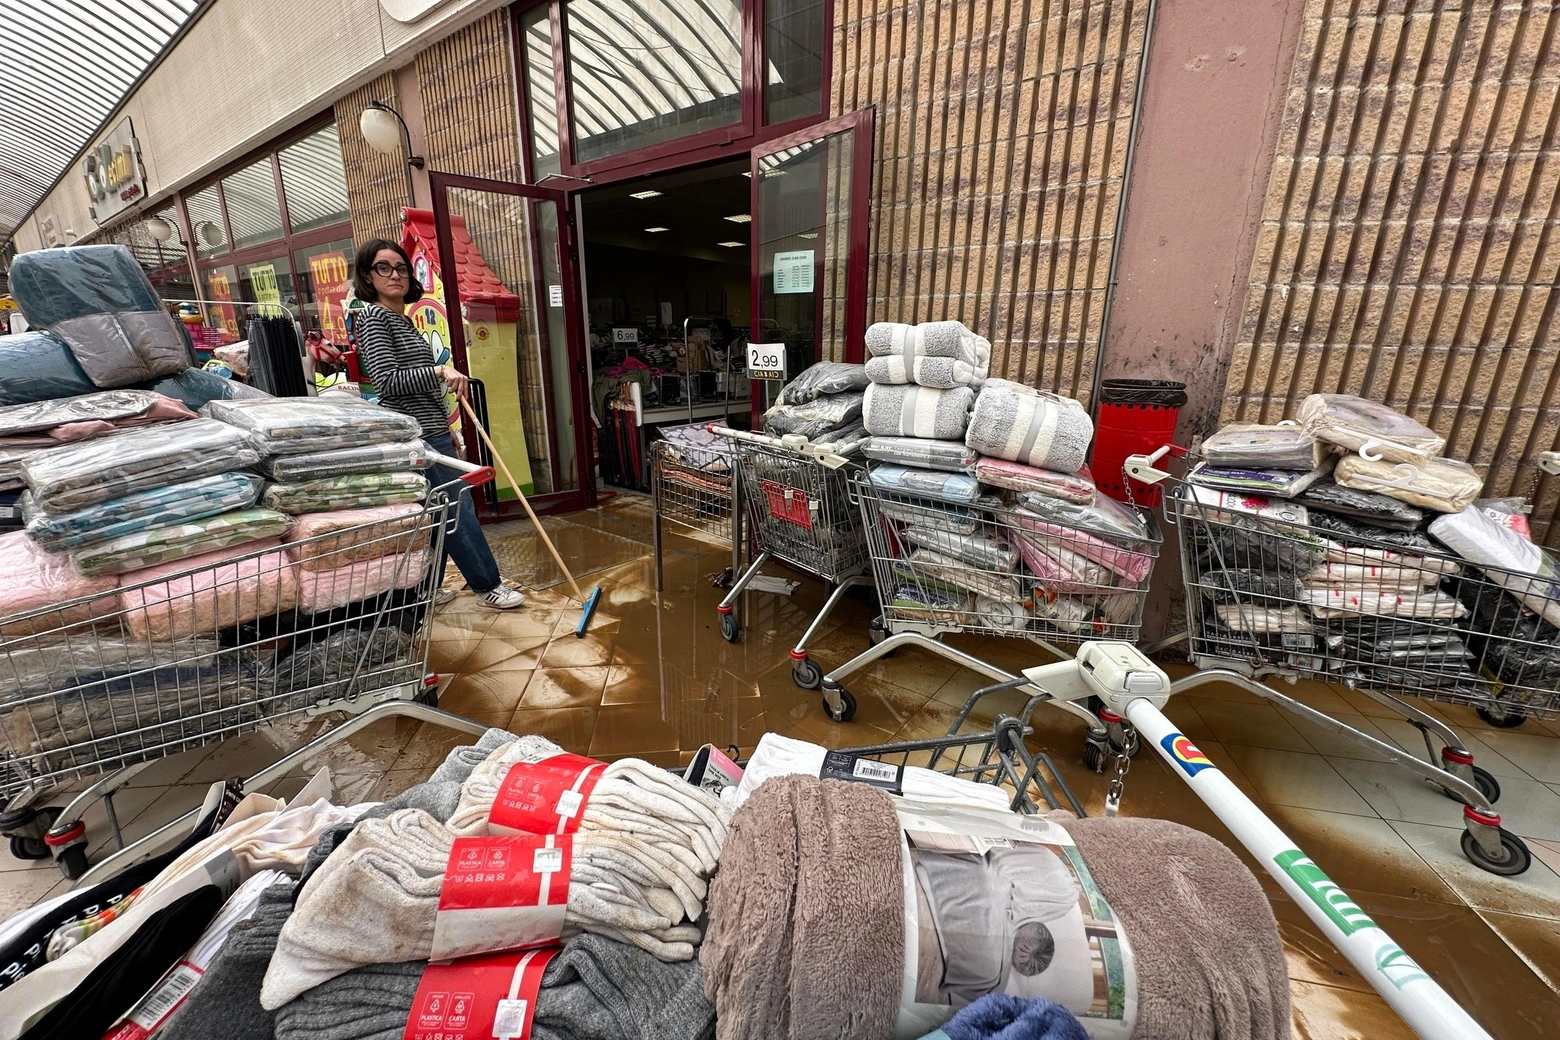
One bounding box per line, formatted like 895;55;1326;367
0;0;203;243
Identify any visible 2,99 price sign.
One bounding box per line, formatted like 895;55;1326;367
747;343;786;381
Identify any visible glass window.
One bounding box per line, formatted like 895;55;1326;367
766;0;826;124
221;159;284;250
293;238;355;342
202;265;242;342
186;185;228;257
565;0;743;165
522;4;561;179
238;255;297;318
279;126;352;233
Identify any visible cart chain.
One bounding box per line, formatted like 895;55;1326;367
1103;722;1135;818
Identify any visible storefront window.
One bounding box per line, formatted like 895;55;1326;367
766;0;826;124
279;126;352;233
186;185;228;257
564;0;743;165
222;159;285;251
521;4;561;179
238;255;298;318
293;238;355;342
203;265;242;342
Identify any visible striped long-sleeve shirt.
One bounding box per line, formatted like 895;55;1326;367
353;303;451;439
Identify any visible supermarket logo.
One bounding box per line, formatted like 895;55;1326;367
1159;732;1215;776
1275;849;1377;937
1375;944;1430;990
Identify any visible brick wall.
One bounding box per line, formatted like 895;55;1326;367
336;74;408;246
1224;0;1560;542
833;0;1151;403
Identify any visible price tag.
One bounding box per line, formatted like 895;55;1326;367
747;342;786;381
613;327;639;344
819;751;904;795
403;947;559;1040
430;836;570;962
489;753;606;835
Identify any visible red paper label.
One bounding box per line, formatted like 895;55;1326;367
431;836;571;962
488;753;607;835
403;946;559;1040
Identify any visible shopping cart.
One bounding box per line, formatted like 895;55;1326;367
1128;444;1533;875
0;453;496;878
710;427;872;690
817;471;1159;748
650;424;744;592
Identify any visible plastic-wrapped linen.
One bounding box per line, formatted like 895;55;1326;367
202;398;422;454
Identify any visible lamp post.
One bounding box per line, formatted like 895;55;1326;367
359;101;424;207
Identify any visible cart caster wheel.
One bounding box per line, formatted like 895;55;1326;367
54;844;89;881
1462;827;1531;876
822;685;856;723
867;617;893;655
8;835;49;861
792;658;823;690
1477;705;1527;728
1109;727;1142;759
719;613;739;643
415;689;439;708
1083;740;1109;773
1471;765;1501;804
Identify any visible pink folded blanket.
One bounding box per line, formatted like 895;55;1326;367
0;532;119;635
974;458;1096;504
1015;533;1115;595
1012;510;1154;583
118;539;299;642
284;504;425;572
297;550;431;614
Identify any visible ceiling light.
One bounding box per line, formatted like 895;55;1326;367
798;232;818;239
717;241;745;248
741;171;752;178
629;190;663;199
644;226;669;233
724;214;752;223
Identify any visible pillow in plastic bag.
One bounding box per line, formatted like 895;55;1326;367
0;332;96;406
203;397;422;454
1298;394;1445;464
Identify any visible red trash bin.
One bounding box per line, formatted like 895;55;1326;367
1090;379;1186;507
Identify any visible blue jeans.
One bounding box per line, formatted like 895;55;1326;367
426;433;502;594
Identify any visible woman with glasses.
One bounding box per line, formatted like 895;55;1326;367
350;238;526;610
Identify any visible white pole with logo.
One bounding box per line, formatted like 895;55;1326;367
1125;698;1494;1040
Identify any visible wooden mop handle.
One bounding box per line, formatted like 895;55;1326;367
457;397;586;604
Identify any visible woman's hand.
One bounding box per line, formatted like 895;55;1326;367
437;365;470;398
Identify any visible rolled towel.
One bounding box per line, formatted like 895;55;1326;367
865;355;985;390
729;732;1014;812
702;774;904;1040
273;933;715;1040
863;383;975;439
966;381;1092;474
262;807;709;1008
866;321;991;370
1055;814;1290;1040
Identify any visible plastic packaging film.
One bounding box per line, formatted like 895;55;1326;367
261;472;430;514
202;398;423;455
261;441;433;482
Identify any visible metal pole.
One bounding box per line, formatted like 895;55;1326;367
1125;697;1495;1040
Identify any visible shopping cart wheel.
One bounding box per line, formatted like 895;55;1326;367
1469;765;1501;804
792;658;823;690
821;683;857;723
719;612;740;643
1476;705;1527;728
54;843;89;881
8;835;49;861
1461;827;1531;876
1083;738;1110;773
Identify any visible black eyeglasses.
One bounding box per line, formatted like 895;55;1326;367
373;261;411;277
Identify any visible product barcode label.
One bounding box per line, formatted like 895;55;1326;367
819;751;904;795
493;998;529;1037
532;846;563;873
555;789;583;818
130;961;203;1029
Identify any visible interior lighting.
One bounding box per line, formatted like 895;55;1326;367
629;190;663;199
644;227;670;233
724;214;752;223
717;241;745;248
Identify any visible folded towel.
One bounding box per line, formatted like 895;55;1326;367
966;382;1091;473
863;383;975;440
866;355;985;389
866;321;992;368
974;458;1095;504
870;464;982;504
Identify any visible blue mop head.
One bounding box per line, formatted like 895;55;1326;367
575;585;603;638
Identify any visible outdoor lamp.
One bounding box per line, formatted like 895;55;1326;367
144;216;173;242
360;101;424;205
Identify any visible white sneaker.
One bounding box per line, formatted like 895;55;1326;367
482;585;527;610
434;588;459;607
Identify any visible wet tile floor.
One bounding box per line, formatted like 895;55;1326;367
4;493;1559;1038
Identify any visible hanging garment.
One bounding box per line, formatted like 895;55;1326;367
246;315;310;398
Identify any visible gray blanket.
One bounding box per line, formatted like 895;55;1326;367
966;380;1092;473
862;383;974;439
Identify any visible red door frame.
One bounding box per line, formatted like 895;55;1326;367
428;169;597;517
747;108;875;422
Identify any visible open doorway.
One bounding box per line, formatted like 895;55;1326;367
579;157;753;491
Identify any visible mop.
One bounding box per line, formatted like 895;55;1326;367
458;397;602;637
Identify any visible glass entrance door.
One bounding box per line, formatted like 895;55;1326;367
428;171;592;515
749;109;875;404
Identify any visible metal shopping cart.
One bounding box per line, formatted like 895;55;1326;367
650;424;744;591
710;427;872;690
1128;444;1534;875
0;454;496;878
817;470;1159;752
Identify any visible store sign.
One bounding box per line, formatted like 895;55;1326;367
747;342;786;381
83;117;147;225
37;214;63;248
248;264;282;307
772;250;815;294
208;272;239;339
310;252;352;342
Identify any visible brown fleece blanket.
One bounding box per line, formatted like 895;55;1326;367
1056;814;1291;1040
701;775;904;1040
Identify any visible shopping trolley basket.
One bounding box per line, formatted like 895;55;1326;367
710;427;872;689
650;424;743;592
0;453;496;878
1128;444;1533;875
816;470;1159;744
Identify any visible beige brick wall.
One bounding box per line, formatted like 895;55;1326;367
1225;0;1560;543
832;0;1150;404
335;74;408;246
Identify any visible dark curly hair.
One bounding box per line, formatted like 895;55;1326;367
353;238;424;305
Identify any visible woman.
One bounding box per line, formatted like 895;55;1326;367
351;238;526;610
